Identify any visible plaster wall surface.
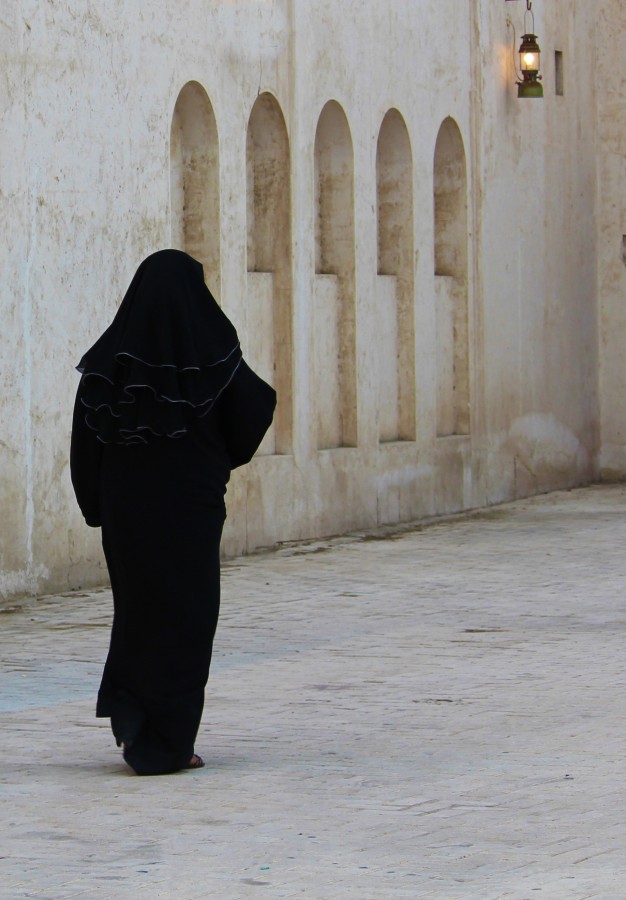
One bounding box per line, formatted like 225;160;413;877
0;0;604;603
596;0;626;478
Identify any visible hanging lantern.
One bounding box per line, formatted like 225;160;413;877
517;32;543;98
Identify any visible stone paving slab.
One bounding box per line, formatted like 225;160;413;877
2;485;626;898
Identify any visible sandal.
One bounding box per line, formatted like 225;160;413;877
185;754;205;770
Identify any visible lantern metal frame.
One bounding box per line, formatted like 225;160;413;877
506;0;544;98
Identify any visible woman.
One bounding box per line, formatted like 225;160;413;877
70;249;276;775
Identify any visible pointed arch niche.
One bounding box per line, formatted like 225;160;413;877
313;100;357;450
170;81;220;294
246;92;292;455
434;117;470;437
376;109;415;443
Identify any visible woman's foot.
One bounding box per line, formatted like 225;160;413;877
185;754;204;769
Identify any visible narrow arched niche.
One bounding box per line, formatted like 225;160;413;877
433;117;470;436
245;92;292;455
376;108;415;443
313;100;357;449
170;81;220;295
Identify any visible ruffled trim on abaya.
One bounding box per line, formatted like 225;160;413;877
77;345;242;445
74;249;243;445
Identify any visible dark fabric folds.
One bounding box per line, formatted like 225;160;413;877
76;249;242;445
218;359;278;469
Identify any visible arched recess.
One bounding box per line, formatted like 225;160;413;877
170;81;220;295
433;117;470;436
313;100;357;450
376;108;415;443
246;92;292;455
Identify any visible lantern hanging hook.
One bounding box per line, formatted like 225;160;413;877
524;1;535;34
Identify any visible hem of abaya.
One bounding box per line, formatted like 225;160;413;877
97;689;197;776
122;744;195;777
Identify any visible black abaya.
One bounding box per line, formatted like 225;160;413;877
70;250;276;775
97;409;229;774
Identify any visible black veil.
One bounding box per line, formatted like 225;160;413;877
76;249;242;444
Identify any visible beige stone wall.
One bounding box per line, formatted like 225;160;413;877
596;0;626;478
0;0;604;603
470;0;599;507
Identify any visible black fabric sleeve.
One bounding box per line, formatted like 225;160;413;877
70;387;104;527
217;360;277;470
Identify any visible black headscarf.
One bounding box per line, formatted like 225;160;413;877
76;249;242;445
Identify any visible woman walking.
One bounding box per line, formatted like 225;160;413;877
70;249;276;775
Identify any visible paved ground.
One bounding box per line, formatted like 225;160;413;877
2;484;626;899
